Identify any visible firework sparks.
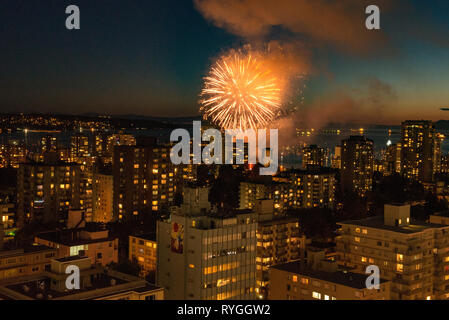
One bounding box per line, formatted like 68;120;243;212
200;50;282;131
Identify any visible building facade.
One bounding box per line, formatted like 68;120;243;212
113;140;176;221
92;172;113;223
0;246;57;281
341;136;374;197
401;120;440;183
157;211;257;300
129;234;157;277
337;204;449;300
35;227;118;267
0;256;164;300
17;159;82;227
269;254;390;300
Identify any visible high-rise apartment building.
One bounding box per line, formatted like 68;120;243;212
337;204;449;300
40;135;58;153
70;134;91;162
288;166;337;209
113;138;176;221
17;156;82;227
254;200;305;297
95;133;136;162
157;193;257;300
401;120;440;183
384;142;401;176
0;143;26;169
331;146;342;170
341;136;374;196
302;145;326;168
92;171;113;223
239;182;269;210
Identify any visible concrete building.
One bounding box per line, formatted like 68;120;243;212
40;135;58;153
92;171;113;223
0;256;164;300
181;186;211;215
0;246;57;281
17;157;82;227
0;203;15;241
302;145;326;168
35;226;118;267
157;193;257;300
384;142;402;176
113;139;176;221
337;204;449;300
341;136;374;197
70;134;91;163
239;182;269;210
401;120;440;183
129;233;157;277
287;166;337;209
0;143;26;169
331;146;341;170
254;199;306;297
269;250;390;300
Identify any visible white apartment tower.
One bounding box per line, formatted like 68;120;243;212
157;188;257;300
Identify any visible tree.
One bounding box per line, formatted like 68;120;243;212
108;258;142;277
209;165;243;212
288;208;337;241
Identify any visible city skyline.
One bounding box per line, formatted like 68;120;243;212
1;0;449;304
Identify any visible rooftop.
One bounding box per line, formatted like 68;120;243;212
54;255;90;263
0;269;161;300
0;245;54;258
131;233;156;242
271;261;388;289
36;227;116;246
338;215;448;234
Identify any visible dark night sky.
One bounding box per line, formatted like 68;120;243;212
0;0;238;116
0;0;449;122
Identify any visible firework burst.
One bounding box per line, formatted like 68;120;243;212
200;50;282;131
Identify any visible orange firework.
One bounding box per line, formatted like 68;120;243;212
200;50;282;131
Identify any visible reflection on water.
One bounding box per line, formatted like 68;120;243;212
1;125;448;160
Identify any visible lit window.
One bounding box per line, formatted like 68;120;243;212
312;292;321;299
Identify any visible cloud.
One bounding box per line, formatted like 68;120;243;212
270;77;398;146
194;0;393;55
304;77;396;125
